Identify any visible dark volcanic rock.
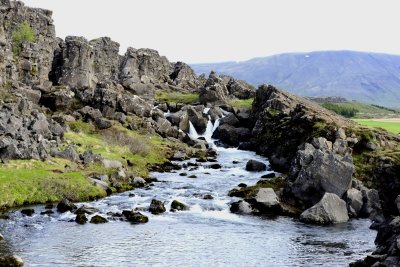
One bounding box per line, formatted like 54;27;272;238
122;210;149;223
171;200;189;211
199;71;229;105
245;160;267;172
149;199;166;214
56;198;77;213
75;213;88;224
90;215;108;224
20;208;34;216
285;138;354;208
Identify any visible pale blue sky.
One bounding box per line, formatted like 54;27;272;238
23;0;400;63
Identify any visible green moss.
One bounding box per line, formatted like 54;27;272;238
230;98;254;109
155;91;199;104
0;159;106;209
67;120;95;134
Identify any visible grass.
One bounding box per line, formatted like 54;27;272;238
229;98;254;109
155;91;199;104
0;159;106;209
354;119;400;134
319;101;400;119
0;121;194;209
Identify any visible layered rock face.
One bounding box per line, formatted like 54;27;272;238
0;0;57;86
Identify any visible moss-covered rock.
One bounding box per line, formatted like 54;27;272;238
90;215;108;224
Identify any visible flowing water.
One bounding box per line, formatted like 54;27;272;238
0;120;376;267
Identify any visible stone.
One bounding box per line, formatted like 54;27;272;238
131;177;146;187
300;193;349;225
226;77;256;99
287;140;354;207
0;255;24;267
57;198;77;213
149;199;166;214
170;200;189;211
212;124;250;147
0;232;3;240
55;146;79;162
89;178;112;195
230;200;253;214
90;215;108;224
245;160;267;172
80;150;102;165
248;188;280;212
94;117;112;129
345;188;363;217
20;208;35;216
75;214;88;224
122;210;149;224
360;188;383;221
219;113;239;127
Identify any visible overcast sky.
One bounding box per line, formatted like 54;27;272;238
23;0;400;63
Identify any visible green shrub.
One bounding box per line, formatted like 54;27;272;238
12;21;36;56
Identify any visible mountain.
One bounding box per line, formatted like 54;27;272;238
191;51;400;107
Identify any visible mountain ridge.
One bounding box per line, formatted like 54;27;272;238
191;50;400;107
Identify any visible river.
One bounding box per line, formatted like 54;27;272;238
0;119;376;266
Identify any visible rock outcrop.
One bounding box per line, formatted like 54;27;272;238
0;0;57;86
285;137;354;208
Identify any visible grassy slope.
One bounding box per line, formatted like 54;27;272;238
0;120;192;210
155;91;199;104
354;119;400;134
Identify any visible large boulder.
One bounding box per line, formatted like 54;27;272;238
245;160;267;172
199;71;229;105
247;188;280;213
170;200;189;211
300;193;349;225
286;138;354;208
212;124;250;147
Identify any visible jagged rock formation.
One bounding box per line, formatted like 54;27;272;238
0;0;57;86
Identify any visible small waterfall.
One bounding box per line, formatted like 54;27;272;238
188;121;199;139
164;110;171;118
203;107;210;114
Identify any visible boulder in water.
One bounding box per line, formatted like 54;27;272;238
248;188;280;213
122;210;149;223
57;198;77;213
230;200;253;214
75;214;88;224
245;160;267;172
300;193;349;225
345;188;363;217
149;199;166;214
0;255;24;267
171;200;189;211
90;215;108;224
20;208;35;216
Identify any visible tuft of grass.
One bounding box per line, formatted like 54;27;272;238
0;159;106;209
354;119;400;134
230;98;254;109
155;91;199;104
12;21;36;56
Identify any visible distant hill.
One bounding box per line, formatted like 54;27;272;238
191;51;400;107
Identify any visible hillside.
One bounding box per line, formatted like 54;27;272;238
191;51;400;108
